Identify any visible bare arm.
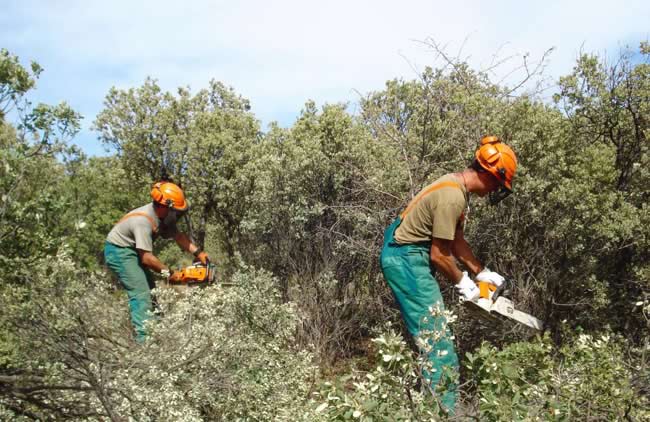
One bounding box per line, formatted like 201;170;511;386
430;237;464;284
450;226;483;276
137;249;168;273
174;232;200;255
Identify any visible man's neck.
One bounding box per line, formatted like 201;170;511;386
456;169;480;194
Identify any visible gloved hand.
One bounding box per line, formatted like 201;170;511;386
168;270;183;283
475;268;504;287
195;251;210;265
456;271;480;301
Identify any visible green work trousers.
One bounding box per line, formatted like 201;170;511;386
379;218;459;413
104;241;155;343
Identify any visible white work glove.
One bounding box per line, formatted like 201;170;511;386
475;268;504;287
456;271;480;301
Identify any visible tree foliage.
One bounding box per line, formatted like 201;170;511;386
0;48;42;119
94;78;260;253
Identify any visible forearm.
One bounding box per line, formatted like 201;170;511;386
450;236;483;276
430;238;463;284
174;232;200;255
430;253;463;284
138;250;168;273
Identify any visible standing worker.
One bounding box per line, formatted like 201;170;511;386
379;136;517;413
104;180;210;343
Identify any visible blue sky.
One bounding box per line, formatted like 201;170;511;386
2;0;648;156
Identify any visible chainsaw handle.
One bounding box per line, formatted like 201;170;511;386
192;253;209;266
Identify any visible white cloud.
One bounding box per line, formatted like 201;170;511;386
2;0;648;153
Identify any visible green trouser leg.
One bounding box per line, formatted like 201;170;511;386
379;218;459;414
104;241;155;343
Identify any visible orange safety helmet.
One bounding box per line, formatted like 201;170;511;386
150;181;188;211
475;136;517;191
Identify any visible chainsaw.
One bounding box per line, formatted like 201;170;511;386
169;259;217;285
460;279;544;331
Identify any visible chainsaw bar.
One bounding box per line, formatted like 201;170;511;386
463;299;503;324
460;280;544;331
490;297;543;331
463;297;543;331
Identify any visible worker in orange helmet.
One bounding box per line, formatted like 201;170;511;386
104;180;210;343
379;136;517;414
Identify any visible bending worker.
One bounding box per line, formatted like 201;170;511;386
104;181;209;343
379;136;517;413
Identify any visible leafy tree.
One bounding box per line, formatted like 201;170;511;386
58;155;141;269
238;102;399;362
359;66;506;199
0;50;81;270
555;43;649;194
94;79;260;258
0;48;42;119
546;44;649;339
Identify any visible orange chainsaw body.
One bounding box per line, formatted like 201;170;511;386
172;263;216;285
478;281;497;299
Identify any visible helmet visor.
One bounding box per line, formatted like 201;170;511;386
162;208;189;227
489;187;512;205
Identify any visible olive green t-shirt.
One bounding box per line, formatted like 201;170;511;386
394;174;467;244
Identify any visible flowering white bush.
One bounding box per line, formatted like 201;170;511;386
310;306;458;421
112;266;317;421
312;327;444;421
0;253;315;420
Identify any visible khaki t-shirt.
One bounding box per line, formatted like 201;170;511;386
394;174;467;244
106;203;176;251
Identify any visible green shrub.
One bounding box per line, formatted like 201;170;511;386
467;333;648;421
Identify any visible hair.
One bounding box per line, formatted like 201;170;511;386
470;159;486;173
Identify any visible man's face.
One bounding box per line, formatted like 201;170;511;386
476;172;501;197
153;204;170;219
